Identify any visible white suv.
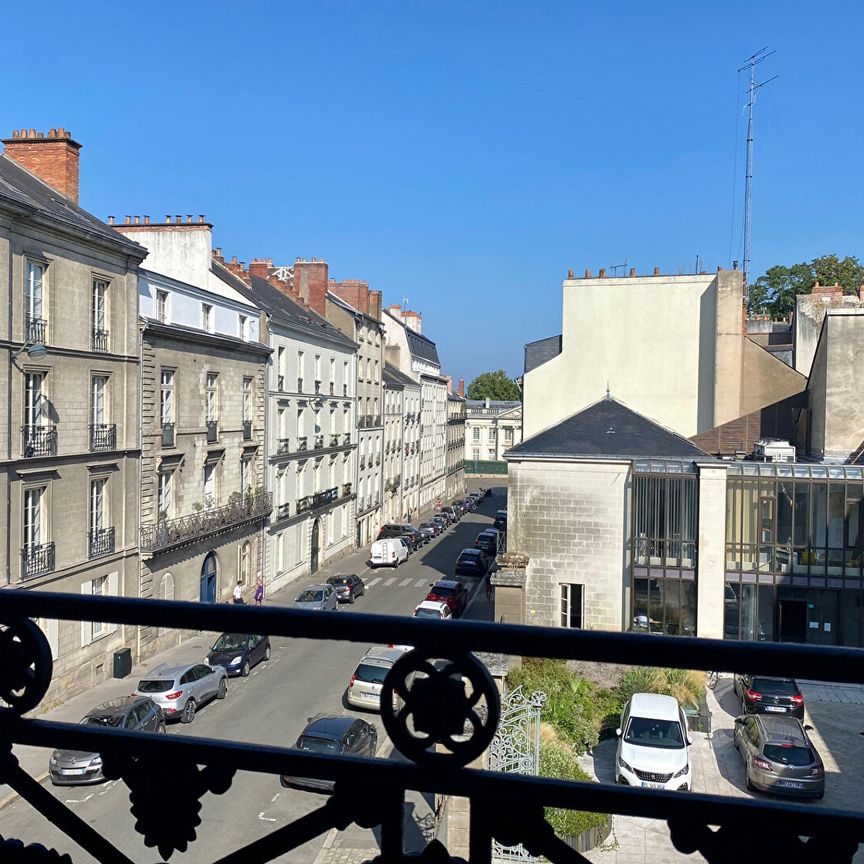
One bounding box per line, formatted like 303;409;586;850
615;693;691;791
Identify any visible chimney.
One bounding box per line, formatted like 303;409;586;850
444;375;453;394
567;268;574;279
294;258;329;317
458;378;464;398
2;128;82;204
248;258;273;279
584;269;592;278
387;304;403;324
598;268;606;278
369;289;382;321
653;266;661;276
485;397;491;409
403;310;422;335
629;267;636;277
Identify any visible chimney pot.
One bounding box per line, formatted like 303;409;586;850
629;267;636;277
599;268;606;278
165;215;171;223
584;269;592;278
107;215;114;225
124;215;131;225
653;266;661;276
134;215;140;224
175;215;182;224
198;214;205;223
144;215;150;224
29;128;36;138
567;268;574;279
717;265;722;272
186;215;192;223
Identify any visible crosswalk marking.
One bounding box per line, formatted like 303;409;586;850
399;577;413;587
366;577;382;589
414;578;427;588
383;577;397;587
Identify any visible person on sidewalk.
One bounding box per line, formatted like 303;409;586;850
232;580;244;605
254;579;264;606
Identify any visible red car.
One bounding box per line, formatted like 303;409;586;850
425;580;469;618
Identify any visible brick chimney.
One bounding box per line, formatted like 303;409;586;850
402;309;422;335
369;290;382;321
458;378;464;397
329;279;370;315
294;258;329;317
444;375;453;394
249;258;273;279
3;128;82;204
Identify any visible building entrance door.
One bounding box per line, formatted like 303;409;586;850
311;519;320;574
778;597;807;644
200;552;217;603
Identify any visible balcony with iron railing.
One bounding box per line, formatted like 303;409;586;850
2;588;863;864
297;436;308;451
277;437;291;455
314;434;324;450
161;422;175;448
22;425;57;458
19;541;55;580
296;487;340;515
25;315;46;344
91;328;109;352
343;432;351;445
88;526;115;559
276;502;290;521
206;420;218;444
342;482;352;497
330;434;341;448
140;491;272;553
89;423;116;452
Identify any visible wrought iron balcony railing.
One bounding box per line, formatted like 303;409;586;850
314;434;324;449
88;526;115;559
277;374;285;392
343;432;351;445
91;327;109;352
161;422;174;448
342;482;352;497
276;502;290;521
206;420;218;443
22;425;56;458
277;437;291;455
89;423;116;451
2;591;864;864
19;541;55;580
243;420;252;441
25;315;46;344
140;492;272;553
297;436;308;451
330;434;340;447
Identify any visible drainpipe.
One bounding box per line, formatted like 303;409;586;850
136;316;146;665
5;225;14;586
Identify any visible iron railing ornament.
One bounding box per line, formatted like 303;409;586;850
0;617;52;714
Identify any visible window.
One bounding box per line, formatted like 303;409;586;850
80;572;118;645
203;462;217;509
157;470;174;519
90;477;107;532
343;361;349;395
239;314;249;340
242;378;252;422
91;375;108;425
160;370;174;424
24;372;46;426
504;427;514;444
472;448;480;461
489;428;497;443
374;360;379;383
156;290;168;323
275;532;284;574
25;261;46;338
202;303;213;333
92;278;108;334
240;458;251;495
240;542;251;584
277;347;285;389
472;427;481;443
205;373;218;422
23;486;45;550
560;584;584;628
315;355;321;381
297;350;304;390
330;358;335;387
488;448;496;460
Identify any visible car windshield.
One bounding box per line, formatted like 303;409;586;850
415;608;443;618
459;555;480;563
355;663;389;684
751;678;797;695
82;714;123;727
421;524;433;530
297;590;323;602
327;577;350;586
624;717;685;749
212;634;248;652
763;744;814;766
298;736;341;754
430;585;457;597
137;679;173;693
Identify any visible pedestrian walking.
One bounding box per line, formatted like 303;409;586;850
232;580;244;605
485;572;494;602
254;579;264;606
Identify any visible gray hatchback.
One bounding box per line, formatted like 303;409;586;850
134;662;228;724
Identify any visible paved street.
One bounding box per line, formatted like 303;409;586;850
1;489;503;863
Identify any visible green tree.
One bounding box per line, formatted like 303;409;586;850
466;370;521;401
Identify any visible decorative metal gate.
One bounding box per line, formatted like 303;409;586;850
488;685;546;862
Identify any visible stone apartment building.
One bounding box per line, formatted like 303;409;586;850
242;258;358;590
382;362;421;522
465;400;523;463
0;129;146;700
446;381;467;501
111;218;270;662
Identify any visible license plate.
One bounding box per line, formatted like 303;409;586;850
780;780;805;789
765;706;786;713
641;781;664;789
61;768;85;775
362;693;378;701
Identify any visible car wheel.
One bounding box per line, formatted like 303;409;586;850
264;644;272;662
241;660;251;678
181;698;197;724
156;723;167;734
217;678;228;700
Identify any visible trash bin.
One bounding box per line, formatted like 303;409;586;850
113;648;132;679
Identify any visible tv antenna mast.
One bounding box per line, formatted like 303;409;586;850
739;46;777;302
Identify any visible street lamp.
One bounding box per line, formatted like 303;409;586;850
12;341;47;360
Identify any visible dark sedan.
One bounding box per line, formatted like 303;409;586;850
326;574;366;603
455;548;490;578
734;675;804;720
206;633;271;677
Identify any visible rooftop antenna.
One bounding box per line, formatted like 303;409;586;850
608;259;628;277
401;296;409;310
739;46;777;303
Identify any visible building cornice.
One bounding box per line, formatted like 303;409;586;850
141;318;272;357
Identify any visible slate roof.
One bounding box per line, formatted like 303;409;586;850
383;362;417;389
242;272;356;349
383;309;440;366
0;155;145;257
524;334;562;374
506;396;712;461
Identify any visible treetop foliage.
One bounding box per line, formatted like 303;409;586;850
466;370;521;401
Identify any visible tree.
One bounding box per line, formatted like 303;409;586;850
749;254;864;318
466;370;520;401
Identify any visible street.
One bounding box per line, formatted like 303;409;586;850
2;494;502;863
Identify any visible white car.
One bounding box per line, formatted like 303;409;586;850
412;600;453;620
615;693;691;791
370;538;408;568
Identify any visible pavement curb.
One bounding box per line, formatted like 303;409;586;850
0;769;49;813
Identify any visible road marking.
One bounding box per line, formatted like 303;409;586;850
383;577;397;587
271;793;281;803
414;578;427;588
258;812;277;822
399;577;412;587
65;793;95;804
366;577;382;588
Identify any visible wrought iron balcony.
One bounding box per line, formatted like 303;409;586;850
314;434;324;449
22;425;57;458
243;420;252;441
315;379;321;394
298;377;304;392
2;591;863;864
343;432;351;445
342;482;352;497
89;423;116;452
330;434;340;447
329;381;335;395
140;492;272;553
161;422;175;448
88;526;115;559
277;374;285;392
206;420;218;443
19;541;55;580
277;502;290;521
91;328;109;352
25;315;46;344
277;437;291;455
297;436;308;451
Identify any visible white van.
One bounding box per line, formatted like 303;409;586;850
370;538;408;568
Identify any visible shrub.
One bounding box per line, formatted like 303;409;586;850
539;741;607;839
615;666;705;710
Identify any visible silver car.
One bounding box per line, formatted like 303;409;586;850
346;646;410;711
134;662;228;724
293;584;338;611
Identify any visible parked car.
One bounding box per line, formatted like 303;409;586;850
419;522;439;540
455;548;491;578
281;714;378;793
733;714;824;799
432;514;448;531
206;633;271;677
426;579;469;617
439;506;458;523
404;525;425;547
615;693;691;792
327;574;366;603
347;646;408;711
293;584;338;611
377;523;420;551
474;531;499;557
462;498;476;512
413;600;453;620
453;501;467;516
49;696;165;785
494;510;508;532
733;675;804;720
134;662;228;724
370;538;408;568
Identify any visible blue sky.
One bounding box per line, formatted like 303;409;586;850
5;1;863;384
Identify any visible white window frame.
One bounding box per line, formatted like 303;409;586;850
560;583;584;629
91;374;109;425
158;469;174;519
156;290;169;324
80;572;119;646
205;373;218;423
239;314;249;341
203;462;217;509
92;278;108;332
25;260;46;324
23;485;46;550
24;371;46;426
160;370;175;425
90;476;108;532
242;377;252;423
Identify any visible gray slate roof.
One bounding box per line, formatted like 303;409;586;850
506;396;711;461
383;362;417;389
383;309;440;366
0;155;146;257
524;334;562;374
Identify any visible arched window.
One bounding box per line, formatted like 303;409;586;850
158;572;175;602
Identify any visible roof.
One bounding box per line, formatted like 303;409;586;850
304;715;355;738
244;273;356;350
629;693;680;720
415;600;449;612
382;309;441;366
447;391;465;402
88;696;142;716
383;362;417;389
141;663;194;679
0;154;146;258
466;400;521;410
524;334;562;374
327;291;381;327
756;715;807;742
506;396;712;462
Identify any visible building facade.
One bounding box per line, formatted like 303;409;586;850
446;388;466;501
0;129;146;701
382;365;405;523
465;400;523;463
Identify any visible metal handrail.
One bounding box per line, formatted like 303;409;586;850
89;423;116;452
22;425;57;457
88;526;115;559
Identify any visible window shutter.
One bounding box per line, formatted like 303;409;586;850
107;571;119;634
80;582;92;647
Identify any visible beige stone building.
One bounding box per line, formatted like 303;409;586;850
445;387;466;501
0;129;146;700
465;399;523;464
382;363;420;522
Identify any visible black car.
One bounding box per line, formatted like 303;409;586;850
432;515;448;531
327;574;366;603
49;696;165;785
206;633;271;677
281;714;378;793
493;510;507;532
404;524;426;546
377;523;420;551
734;675;804;720
474;531;499;556
455;548;490;577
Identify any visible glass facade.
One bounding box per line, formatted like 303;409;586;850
725;463;864;647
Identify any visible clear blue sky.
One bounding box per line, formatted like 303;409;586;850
5;1;863;384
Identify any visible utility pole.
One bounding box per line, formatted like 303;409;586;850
739;47;777;304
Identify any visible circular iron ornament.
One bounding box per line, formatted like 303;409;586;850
0;618;52;714
380;650;500;766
